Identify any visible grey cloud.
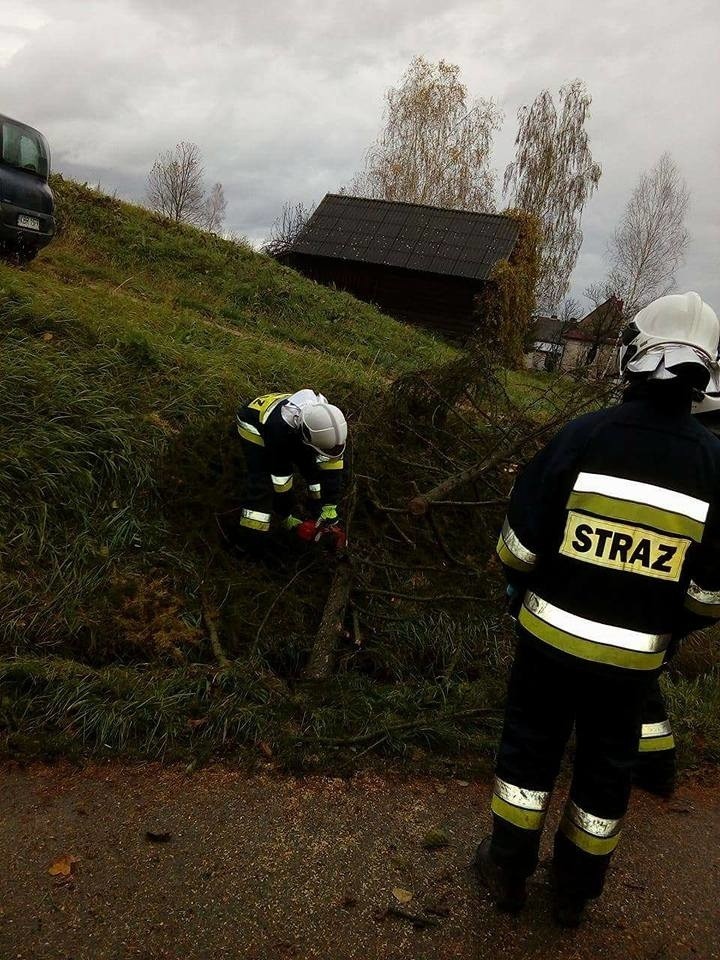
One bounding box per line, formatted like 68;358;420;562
3;0;718;308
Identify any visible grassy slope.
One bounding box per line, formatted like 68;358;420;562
0;178;717;770
0;177;457;660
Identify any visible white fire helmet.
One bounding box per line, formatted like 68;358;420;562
619;292;720;391
300;402;347;457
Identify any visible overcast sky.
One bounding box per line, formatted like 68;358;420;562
3;0;718;310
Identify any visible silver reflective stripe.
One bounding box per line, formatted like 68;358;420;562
242;509;271;522
494;777;549;811
687;580;720;604
309;483;321;492
271;474;293;486
237;419;261;436
525;592;670;654
501;519;537;566
573;472;708;523
566;800;621;838
641;720;672;738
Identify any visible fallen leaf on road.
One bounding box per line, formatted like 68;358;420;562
392;887;413;904
422;827;449;850
48;855;80;877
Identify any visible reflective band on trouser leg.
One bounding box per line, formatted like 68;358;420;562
240;508;271;532
490;777;550;831
684;580;720;618
519;592;670;671
316;456;343;471
560;800;621;856
237;419;265;446
308;483;322;501
496;518;537;573
271;473;294;494
638;719;676;753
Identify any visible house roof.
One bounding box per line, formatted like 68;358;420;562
564;297;624;344
533;316;567;344
289;193;520;282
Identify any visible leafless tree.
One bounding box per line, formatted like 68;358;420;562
351;56;502;212
263;201;315;258
203;182;227;234
147;141;207;224
504;80;602;312
604;153;690;317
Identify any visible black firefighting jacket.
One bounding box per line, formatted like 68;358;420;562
236;393;344;510
497;385;720;673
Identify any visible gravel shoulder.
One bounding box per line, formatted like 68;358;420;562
0;761;718;960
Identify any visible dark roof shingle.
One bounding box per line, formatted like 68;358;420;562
290;193;520;281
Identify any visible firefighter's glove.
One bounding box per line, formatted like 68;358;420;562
282;515;303;531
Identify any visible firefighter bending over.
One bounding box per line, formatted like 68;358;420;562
236;389;347;555
476;292;720;927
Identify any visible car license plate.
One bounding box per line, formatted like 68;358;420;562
18;214;40;231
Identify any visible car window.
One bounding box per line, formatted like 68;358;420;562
1;121;49;178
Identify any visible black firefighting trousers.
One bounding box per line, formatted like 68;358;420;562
636;675;677;792
238;438;321;546
489;637;654;899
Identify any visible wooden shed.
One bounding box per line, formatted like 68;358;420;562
284;193;520;339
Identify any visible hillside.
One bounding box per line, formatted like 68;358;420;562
0;178;717;769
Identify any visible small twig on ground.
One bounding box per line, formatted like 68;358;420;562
354;587;487;603
202;601;230;669
254;557;318;652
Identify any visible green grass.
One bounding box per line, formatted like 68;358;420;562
0;176;457;662
1;176;717;774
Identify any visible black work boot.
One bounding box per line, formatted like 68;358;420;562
473;837;527;913
550;865;588;928
633;757;676;798
552;890;588;928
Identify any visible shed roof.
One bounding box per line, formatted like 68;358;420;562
290;193;520;282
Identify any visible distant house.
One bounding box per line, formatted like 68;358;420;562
283;193;520;339
527;315;576;371
560;296;624;374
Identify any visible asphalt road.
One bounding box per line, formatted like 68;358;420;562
0;761;717;960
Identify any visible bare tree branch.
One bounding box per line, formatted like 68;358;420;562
203;181;227;234
604;152;690;317
146;141;207;225
263;201;315;258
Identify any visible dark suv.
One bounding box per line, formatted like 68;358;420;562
0;113;56;262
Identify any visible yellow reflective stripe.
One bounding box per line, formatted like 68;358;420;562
684;581;720;617
638;734;676;753
519;605;666;671
567;491;704;542
684;595;720;618
560;816;621;856
240;509;271;532
247;393;292;423
497;534;534;573
271;474;294;493
317;457;343;471
240;517;270;531
491;794;545;831
573;473;708;522
237;422;265;446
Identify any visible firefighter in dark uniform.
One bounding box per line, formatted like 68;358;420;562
236;389;347;554
475;292;720;926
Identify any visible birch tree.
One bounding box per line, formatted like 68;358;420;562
604;152;689;317
352;56;502;212
504;80;602;311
